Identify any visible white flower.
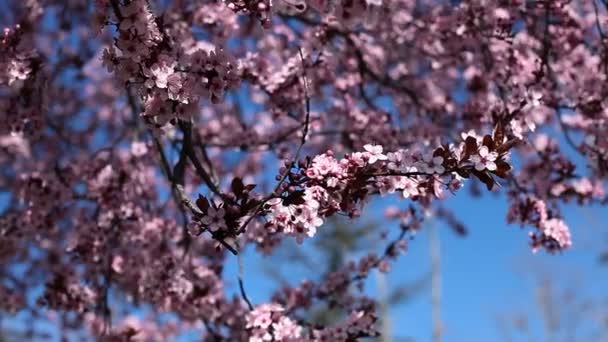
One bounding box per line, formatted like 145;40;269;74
130;141;148;157
363;144;387;164
460;129;482;142
8;60;30;85
326;177;339;187
201;207;227;232
470;146;498;171
523;89;543;110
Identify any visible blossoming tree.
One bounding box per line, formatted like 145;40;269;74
1;0;606;340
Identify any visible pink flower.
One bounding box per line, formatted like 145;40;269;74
571;178;593;195
363;144;387;164
522;88;543;113
7;60;30;85
541;218;572;249
272;317;302;340
111;255;124;274
401;178;420;199
130;141;148;157
143;63;173;89
201;207;227;232
470;146;498;171
167;73;187;103
187;221;203;236
307;153;339;179
421;153;445;174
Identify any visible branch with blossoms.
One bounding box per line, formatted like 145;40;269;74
188;124;531;252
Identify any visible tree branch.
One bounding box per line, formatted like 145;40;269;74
179;120;223;198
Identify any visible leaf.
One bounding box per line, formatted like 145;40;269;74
244;184;257;192
432;147;444;157
196;195;210;212
473;170;495;191
494;160;511;179
242;198;260;212
493;121;505;145
497;138;520;154
464;136;478;158
231;177;244;195
482;135;494;150
456;168;471;179
283;190;306;206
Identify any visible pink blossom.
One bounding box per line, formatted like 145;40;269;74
420;153;445;174
401;178;420;199
143;62;174;89
364;144;388;164
7;60;30;85
470;146;498;171
272;316;302;340
130;141;148;157
540;218;572;250
201;207;227;232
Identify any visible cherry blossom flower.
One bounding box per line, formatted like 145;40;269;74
540;218;572;250
7;60;30;86
470;146;498;171
201;207;227;232
401;178;420;199
130;141;148;157
420;153;445;174
364;144;388;164
246;303;301;340
143;63;173;89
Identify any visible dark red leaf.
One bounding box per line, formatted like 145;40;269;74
196;195;210;212
456;168;471;179
496;138;519;154
473;170;495;191
494;160;512;178
433;147;444;157
482;135;494;150
464;136;478;158
493;121;505;145
283;190;305;206
231;177;244;195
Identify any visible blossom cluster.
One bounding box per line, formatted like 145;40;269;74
100;0;240;126
0;2;44;138
508;195;572;252
258;127;514;246
246;303;302;341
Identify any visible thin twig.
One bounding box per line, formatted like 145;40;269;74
179;121;223;197
237;242;254;310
